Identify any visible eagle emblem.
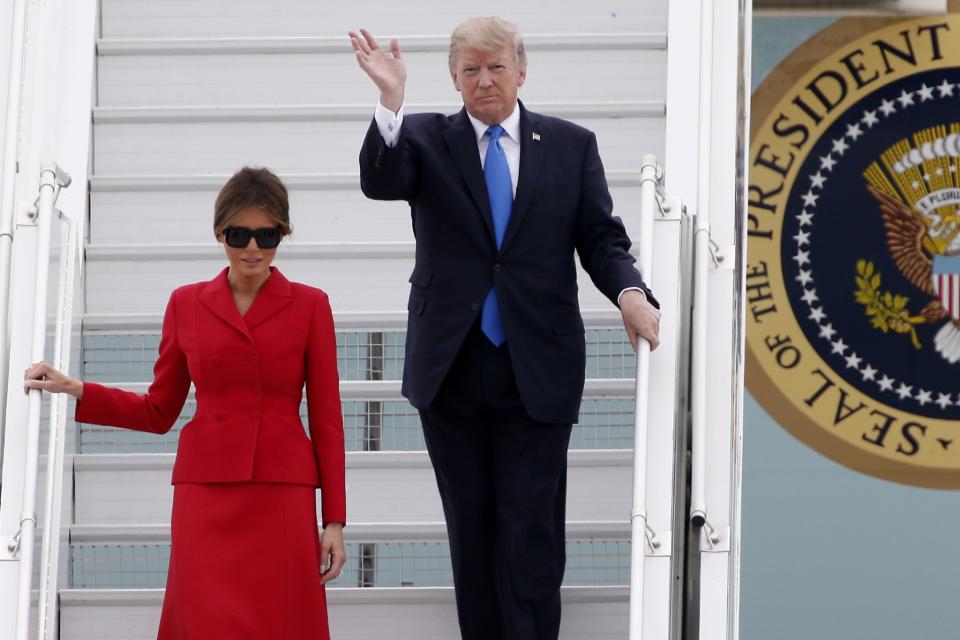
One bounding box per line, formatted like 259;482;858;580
863;125;960;363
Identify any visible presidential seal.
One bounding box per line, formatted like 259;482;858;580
747;16;960;487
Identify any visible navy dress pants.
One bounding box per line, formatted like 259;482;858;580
419;322;573;640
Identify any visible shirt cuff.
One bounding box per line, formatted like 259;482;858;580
374;101;404;147
617;287;646;306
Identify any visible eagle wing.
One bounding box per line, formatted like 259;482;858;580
866;184;935;296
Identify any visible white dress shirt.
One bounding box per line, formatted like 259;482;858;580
373;101;645;306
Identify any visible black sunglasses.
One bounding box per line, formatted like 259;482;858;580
222;226;283;249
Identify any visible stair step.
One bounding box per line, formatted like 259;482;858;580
60;586;629;639
97;33;665;55
99;0;667;38
92;111;663;175
86;172;645;245
72;450;633;525
78;327;635;383
96;33;664;107
89;170;647;191
81;308;627;331
75;402;636;454
69;520;631;543
67;525;630;589
93;102;662;123
83;248;638;316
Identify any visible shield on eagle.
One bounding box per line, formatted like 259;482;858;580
932;254;960;322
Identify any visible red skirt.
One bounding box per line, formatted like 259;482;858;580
157;482;329;640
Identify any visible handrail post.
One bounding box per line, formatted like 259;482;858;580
14;161;70;640
628;154;661;640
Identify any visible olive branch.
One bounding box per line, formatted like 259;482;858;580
854;260;924;349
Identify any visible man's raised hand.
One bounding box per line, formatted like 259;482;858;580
348;29;406;113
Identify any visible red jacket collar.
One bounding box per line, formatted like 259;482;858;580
198;267;294;340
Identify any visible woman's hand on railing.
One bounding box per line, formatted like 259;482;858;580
23;361;83;399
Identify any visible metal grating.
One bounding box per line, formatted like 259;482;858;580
69;539;629;589
77;397;635;453
82;329;635;383
71;544;171;589
571;398;636;449
585;329;637;379
81;333;161;382
336;331;405;382
78;328;637;453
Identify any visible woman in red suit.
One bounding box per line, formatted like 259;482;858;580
24;167;346;639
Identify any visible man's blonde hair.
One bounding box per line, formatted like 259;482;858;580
448;17;527;74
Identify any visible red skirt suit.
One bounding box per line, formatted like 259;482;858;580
75;267;346;640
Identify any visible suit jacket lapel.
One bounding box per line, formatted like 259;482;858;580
198;267;294;340
501;104;545;253
243;268;294;331
198;268;252;342
443;109;495;243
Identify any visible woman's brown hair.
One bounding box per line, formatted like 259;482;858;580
213;167;292;237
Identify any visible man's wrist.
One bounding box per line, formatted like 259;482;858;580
618;287;646;306
379;90;404;115
375;100;404;147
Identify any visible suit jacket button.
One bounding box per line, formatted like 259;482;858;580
493;263;502;272
251;383;261;393
211;357;220;367
249;355;259;366
214;413;223;422
471;302;480;311
216;384;224;394
250;409;261;419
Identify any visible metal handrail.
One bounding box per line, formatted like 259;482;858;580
36;208;76;640
690;0;715;538
628;154;661;640
0;0;30;467
15;161;71;640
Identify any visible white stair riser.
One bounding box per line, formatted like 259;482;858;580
60;588;629;640
98;49;666;108
84;252;648;314
89;186;645;245
58;605;629;640
73;453;632;525
93;116;665;175
100;0;667;38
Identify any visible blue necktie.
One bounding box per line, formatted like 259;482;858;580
481;125;512;346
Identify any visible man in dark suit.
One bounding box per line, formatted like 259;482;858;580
350;17;660;639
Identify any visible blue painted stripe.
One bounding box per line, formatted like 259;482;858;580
932;254;960;274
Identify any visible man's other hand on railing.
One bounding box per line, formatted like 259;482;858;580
23;361;83;399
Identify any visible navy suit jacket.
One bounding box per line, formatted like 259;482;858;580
359;102;656;424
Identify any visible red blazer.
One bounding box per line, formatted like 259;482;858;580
75;267;346;524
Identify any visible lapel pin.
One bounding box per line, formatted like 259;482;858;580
532;132;541;142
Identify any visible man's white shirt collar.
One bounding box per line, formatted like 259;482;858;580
466;104;521;144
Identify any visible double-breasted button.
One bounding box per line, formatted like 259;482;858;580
471;302;480;311
250;409;261;419
214;413;223;422
493;263;502;272
216;384;225;394
250;383;261;393
211;357;221;368
249;355;259;366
